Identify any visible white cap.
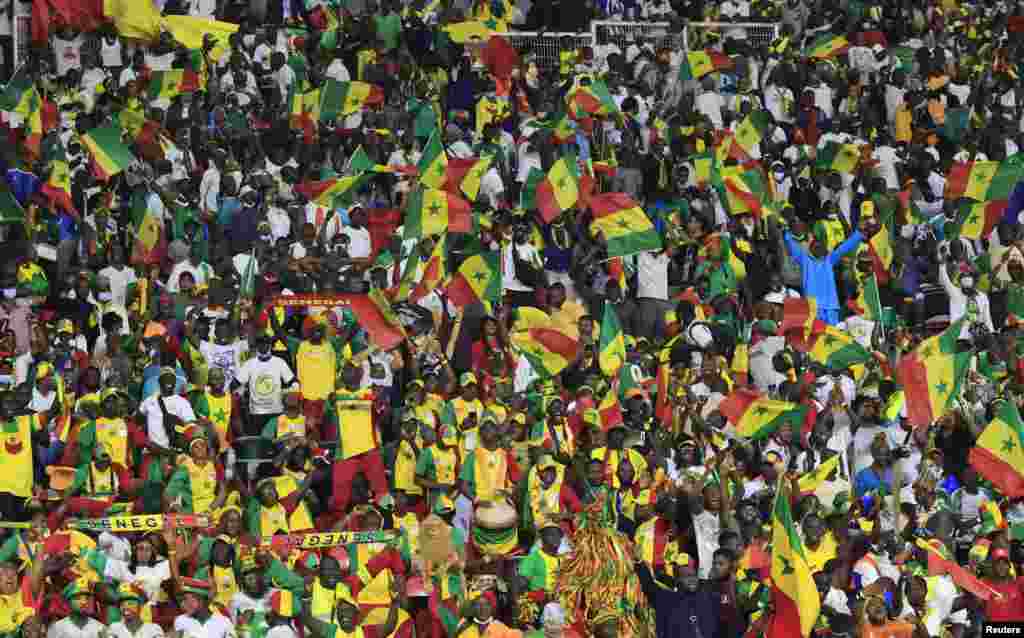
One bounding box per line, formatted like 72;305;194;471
764;291;786;304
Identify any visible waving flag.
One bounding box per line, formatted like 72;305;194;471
319;80;384;121
130;188;166;266
721;167;776;219
781;297;818;338
80;124;136;181
589;193;662;258
718;387;814;440
815;142;861;174
511;322;578;378
768;484;821;638
417;131;448;189
956;200;1006;240
347;289;407;351
289;88;321;141
945;157;1024;201
404;189;473;239
867;226;894;283
403;234;448;303
147;69;201;100
805;324;872;374
678;50;733;81
807;33;849;59
566;79;619;118
523;153;580;223
598;303;626;377
447;251;501;309
969;400;1024;498
896;319;970;427
443;156;493;201
734;110;772;157
848;272;883;321
797;455;841;495
295;175;366;208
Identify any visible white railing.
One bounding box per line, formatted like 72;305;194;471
504;31;594;74
683;21;781;50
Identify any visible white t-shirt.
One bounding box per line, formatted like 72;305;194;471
235;356;295;415
339;225;372;260
108;622;164;638
173;613;235;638
100;37;123;67
692;510;721;580
636;251;669;300
99;266;138;308
139;394;198;448
200;340;248;383
47;617;106;638
502;242;541;292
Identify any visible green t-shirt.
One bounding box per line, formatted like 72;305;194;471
374;13;403;51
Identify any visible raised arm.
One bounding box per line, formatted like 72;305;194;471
827;230;864;265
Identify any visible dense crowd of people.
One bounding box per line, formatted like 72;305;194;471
1;1;1024;638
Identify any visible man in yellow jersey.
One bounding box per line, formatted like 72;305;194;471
326;363;391;512
273;315;337;444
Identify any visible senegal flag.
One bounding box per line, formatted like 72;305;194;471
130;188;166;266
718;387;814;440
148;69;201;100
807;33;849;59
768;484;821;638
848;272;883;321
815;142;861;174
511;322;578;378
956;200;1006;240
442;156;493;201
589;192;662;258
797;455;840;495
806;324;872;374
867;226;894;283
721;167;776;219
598;303;626;377
734;110;772;157
523;153;580;223
295;175;366;208
41;144;74;214
781;297;817;338
447;251;501;309
406;234;447;303
969;400;1024;498
598;389;624;431
319;80;385;121
417;131;448;190
346;289;407;351
896;319;970;427
80;124;136;180
566;79;618;118
678;49;733;81
404;189;473;240
945;157;1024;202
289;88;321;141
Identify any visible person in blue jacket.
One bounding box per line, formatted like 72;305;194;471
635;553;720;638
783;219;867;325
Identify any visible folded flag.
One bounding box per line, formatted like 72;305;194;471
523;153;580;223
80;124;136;181
589;192;662;258
678;50;734;81
807;33;849;59
403;188;473;240
319;80;384;121
896;319;969;427
447;251;501;309
969;400;1024;499
718;387;814;440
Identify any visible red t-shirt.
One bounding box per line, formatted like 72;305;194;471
984;578;1024;621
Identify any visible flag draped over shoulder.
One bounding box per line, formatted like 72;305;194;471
598;303;626;377
769;484;821;638
718;387;814;440
969;400;1024;498
589;193;662;258
896;319;970;427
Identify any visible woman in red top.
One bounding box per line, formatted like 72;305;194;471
470;315;513;378
984;548;1024;621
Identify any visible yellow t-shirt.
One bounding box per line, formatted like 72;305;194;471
259;502;291;536
451;397;483;427
355;543;395;605
183;457;218;514
0;415;40;498
394;441;423;495
334;389;376;460
804;531;839;574
273;474;314;531
94;416;129;468
0;592;33;633
297;341;336;401
202;392;232;449
472;447;508;502
212;564;237;610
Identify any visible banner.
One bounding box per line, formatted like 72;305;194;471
68;514;211;532
268;294;352;308
257;530;401;549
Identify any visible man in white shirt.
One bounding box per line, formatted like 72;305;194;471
502;224;543;308
98;246;137;308
338;206;373;262
235;335;296;420
633;249;673;340
47;581;107;638
938;263;994;340
107;584;165;638
695;77;726;129
173;579;235;638
138;368;198;451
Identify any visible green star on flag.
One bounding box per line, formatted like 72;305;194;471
1003;439;1016;453
778;556;794;575
935;381;948;395
212;409;227;422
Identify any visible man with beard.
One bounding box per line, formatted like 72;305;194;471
634;552;720;638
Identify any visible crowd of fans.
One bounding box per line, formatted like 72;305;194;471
1;1;1024;638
